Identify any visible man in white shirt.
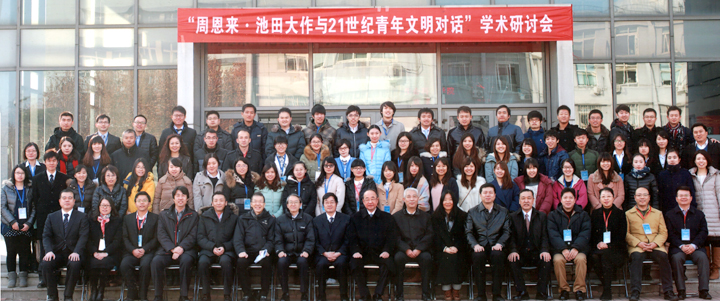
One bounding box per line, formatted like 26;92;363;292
84;114;122;155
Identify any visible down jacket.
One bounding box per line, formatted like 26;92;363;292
280;175;318;217
233;209;276;254
1;180;35;228
690;166;720;237
66;179;96;213
299;144;332;181
409;124;447;154
92;183;128;216
231;120;268;159
539;145;569;182
197;205;239;257
547;205;591;254
265;124;307;160
334;122;369;158
274;212;315;256
623;168;660;211
193;170;226;211
154;171;194;214
156;204;199;257
359;141;391;184
552;175;588;210
223;170;259;216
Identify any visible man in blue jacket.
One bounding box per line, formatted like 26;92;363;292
524;110;546;154
539;130;569;182
487;105;524;153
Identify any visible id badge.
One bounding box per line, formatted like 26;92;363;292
384;205;390;213
603;231;611;243
356;202;360;212
18;208;27;219
314;172;321;181
244;199;251;210
280;176;287;182
99;238;106;251
642;223;652;235
78;207;85;213
580;170;589;181
563;229;572;242
398;172;404;183
681;229;691;242
138;235;143;247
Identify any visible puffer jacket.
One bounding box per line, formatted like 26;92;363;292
193;170;226;211
92;183;128;216
484;152;519;183
299;144;332;181
420;151;448;182
550;123;579;154
223;170;259;216
334;121;369;158
343;177;377;215
447;124;487;159
302;119;337;152
609;119;635;151
231;120;268;159
465;204;511;248
45;126;86;155
409;124;447;154
274;212;315;256
197;205;239;257
524;128;547;154
539;145;569;182
587;170;624;210
359;141;391;184
154;171;194;214
265;124;306;160
658;164;696;213
514;175;554;214
547;204;591;254
690;166;720;237
623;167;660;211
135;132;159;168
487;121;524;152
257;187;284;217
233;209;276;254
156;204;199;257
280;175;318;217
124;172;156;214
568;149;599;179
586;124;610;154
552;175;588;209
157;155;193;181
66;179;96;213
1;180;35;227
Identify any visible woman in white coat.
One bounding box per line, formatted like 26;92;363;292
456;157;486;212
315;157;345;216
689;150;720;279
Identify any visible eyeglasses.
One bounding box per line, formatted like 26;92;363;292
347;114;359;118
324;164;335;168
99;204;112;208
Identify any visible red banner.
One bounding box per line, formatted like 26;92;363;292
178;6;573;43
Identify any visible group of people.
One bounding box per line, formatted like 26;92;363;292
2;101;720;301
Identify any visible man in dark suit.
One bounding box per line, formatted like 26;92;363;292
32;150;69;288
84;114;122;155
508;189;552;300
393;188;433;301
120;192;159;301
681;123;720;169
665;186;712;300
314;193;351;301
347;189;396;301
40;189;89;301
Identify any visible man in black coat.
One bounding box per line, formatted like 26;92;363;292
348;189;397;301
84;114;122;155
608;105;635;152
223;129;263;174
632;108;661;152
392;188;433;301
234;192;276;301
409;108;447;153
551;105;579;153
665;187;711;300
447;106;486;159
159;106;198;161
197;193;238;301
663;106;694;156
230;104;268;160
681;123;720;169
274;194;315;301
45;111;86;156
133;114;160;169
193;110;234;156
466;183;511;301
111;129;150;179
314;193;351;301
194;129;229;173
40;189;89;301
343;160;377;215
120;192;159;301
508;189;552;300
334;106;369;158
264;107;306;160
151;186;199;301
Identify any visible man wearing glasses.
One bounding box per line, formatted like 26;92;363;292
132;114;159;169
84;114;122;155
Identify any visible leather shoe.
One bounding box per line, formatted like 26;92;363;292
301;293;309;301
576;291;586;301
629;292;640;301
341;294;350;301
493;295;505;301
678;290;686;300
513;291;530;300
280;293;290;301
559;291;570;300
372;294;383;301
664;292;679;301
474;296;487;301
700;291;713;300
38;280;47;288
535;293;550;300
599;292;612;301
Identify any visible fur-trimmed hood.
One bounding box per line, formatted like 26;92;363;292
225;169;260;189
419;151;448;158
270;124;303;134
302;144;331;161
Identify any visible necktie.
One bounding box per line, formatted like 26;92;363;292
525;214;530;232
49;174;54;185
63;213;69;237
330;217;334;224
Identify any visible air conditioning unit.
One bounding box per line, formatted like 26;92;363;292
592;86;602;96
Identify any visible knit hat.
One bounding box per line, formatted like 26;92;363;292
311;104;326;116
527;110;543;121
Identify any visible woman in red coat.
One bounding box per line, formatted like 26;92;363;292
513;158;554;214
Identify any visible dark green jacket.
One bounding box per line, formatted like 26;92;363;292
568;148;599;179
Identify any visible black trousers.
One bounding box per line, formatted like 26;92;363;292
591;249;625;294
277;255;310;294
315;255;349;297
5;234;32;272
394;251;432;297
472;249;505;296
120;253;154;300
350;253;394;298
236;251;273;297
41;250;83;299
670;250;710;291
509;251;552;294
151;253;195;298
629;251;674;294
198;253;235;296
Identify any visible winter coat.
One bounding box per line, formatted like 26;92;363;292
624;168;660;210
111;145;150;182
265;153;298;178
609;119;635;151
586;124;610;154
447;124;487;160
87;216;123;268
392;148;420;181
280;175;318;217
490;180;520;212
299;144;332;182
1;180;35;228
231;120;268;160
122;211;159;256
315;175;345;216
197;205;239;257
66;179;96;213
123;172;156;214
335;157;357;180
690;167;720;237
431;208;469;285
222;148;262;175
157;155;193;181
233;209;276;254
45;127;86;156
193;127;233;156
662;123;694;156
393;208;433;252
57;152;80;178
193;170;226;211
406;175;431;212
524;128;547;154
632;126;662;152
429;179;459;213
409;124;447;154
159;122;197;161
84;133;122;156
274;212;315;256
568;149;599;179
681;141;720;170
375;119;405;152
590;206;628;254
658;165;696;212
550;123;579;154
92;184;128;216
487;121;524;153
223;170;258;216
135;132;159;169
258;186;284;217
334;121;369;158
465;204;511;248
302;120;337;152
265;124;307;160
343;177;377;215
547;205;592;254
587;170;625;210
484;152;519;183
552;175;588;209
419;151;448;182
665;205;708;255
514;175;554;214
194;145;229;174
378;182;404;214
625;206;667;254
154;171;194;214
347;209;397;256
156;204;199;257
359;141;391;184
456;176;487;212
539;145;569;182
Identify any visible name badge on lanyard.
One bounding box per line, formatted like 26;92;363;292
603;231;611;243
138;235;143;247
99;238;106;251
580;170;589;181
16;188;27;219
682;229;690;241
642;223;652;235
244;199;251;210
383;205;390;213
78;207;85;213
18;208;27;220
563;229;572;242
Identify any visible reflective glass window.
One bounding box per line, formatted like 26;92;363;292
555;0;610;16
376;0;430;5
139;28;178;66
674;0;720;15
0;0;17;25
20;71;75;152
614;0;669;16
614;21;670;59
21;29;75;67
138;69;178;138
22;0;75;25
139;0;192;24
316;0;372;6
674;21;720;59
573;22;611;60
0;72;16;175
198;0;251;7
80;28;134;67
258;0;310;6
573;64;613;129
79;70;135;135
0;30;16;67
80;0;133;25
615;63;672;128
677;62;720;133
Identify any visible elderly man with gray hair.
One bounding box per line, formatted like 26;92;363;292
392;188;434;301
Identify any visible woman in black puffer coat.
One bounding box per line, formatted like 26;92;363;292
624;154;660;210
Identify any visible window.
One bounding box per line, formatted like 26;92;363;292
0;72;15;176
616;63;638;85
138;69;178;137
497;63;520;91
574;64;613;129
660;63;672;86
615;63;672;128
79;70;135;135
20;71;75;153
615;21;671;59
576;64;597;87
615;26;637;56
576;105;604;129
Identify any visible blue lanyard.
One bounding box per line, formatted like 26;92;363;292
277;155;286;175
79;186;85;205
382;119;392;136
581;153;586;169
564;178;573;188
297;180;302;198
397;157;403;169
244;184;248;197
324;175;332;194
93;161;100;177
615;154;623;168
340;160;350;178
15;187;25;208
385;185;390;200
316;153;322;172
431;155;438;163
28;164;36;177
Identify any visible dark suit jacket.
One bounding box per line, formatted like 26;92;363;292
32;171;69;234
347;209;397;256
122;211;160;256
508;209;549;255
313;212;350;255
42;209;90;255
85;133;122;156
665;205;709;255
88;216;123;256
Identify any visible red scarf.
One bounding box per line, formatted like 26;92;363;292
97;214;110;236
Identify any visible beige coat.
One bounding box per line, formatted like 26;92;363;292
378;182;405;214
587;170;625;210
153;171;193;213
625;206;668;254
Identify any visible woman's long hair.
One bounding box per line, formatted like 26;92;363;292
9;165;30;187
494;161;512;190
82;135;112;166
256;164;281;191
493;136;512;163
430;157;451;187
460;157;478;189
453;132;482;173
519;138;538;161
523;158;540;185
92;197;119;220
431;189;462;222
424;137;445;153
127;158;150;193
381;161;400;185
73;165;94;187
159;134;190;163
58;136;81;161
597;152;617;185
315;157;342;188
391;132;418;171
403;156;424;189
